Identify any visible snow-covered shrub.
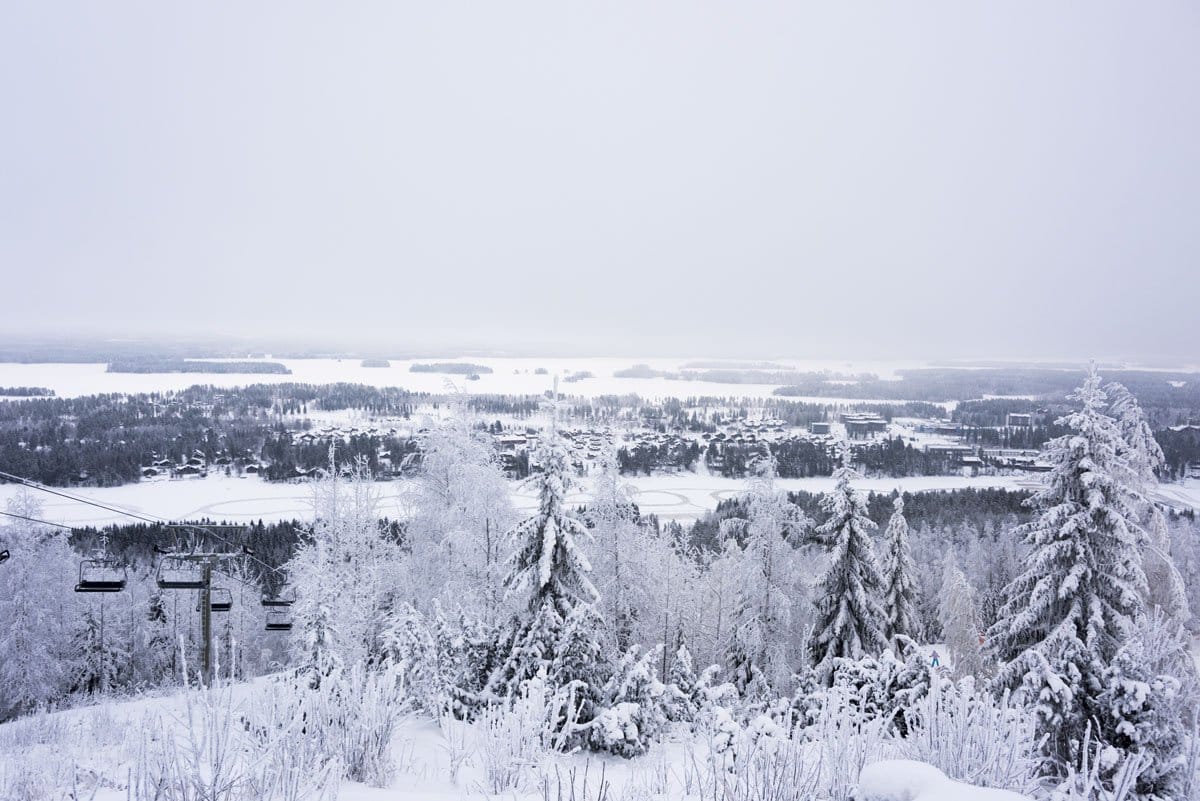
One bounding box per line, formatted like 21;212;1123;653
792;641;933;736
685;711;822;801
589;645;669;757
694;664;739;723
0;708;106;800
133;685;339;801
475;676;554;793
801;684;899;801
548;604;610;737
379;603;446;711
281;661;404;787
901;677;1041;796
590;703;647;759
380;603;502;719
1051;725;1149;801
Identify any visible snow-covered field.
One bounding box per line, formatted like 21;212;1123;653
5;472;1199;528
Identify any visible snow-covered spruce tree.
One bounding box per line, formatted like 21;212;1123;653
723;452;810;698
1098;609;1192;801
139;589;177;688
1107;381;1190;624
664;641;701;724
72;596;134;696
988;368;1149;778
938;552;984;679
1106;382;1164;483
808;457;887;684
909;521;947;641
0;491;78;718
546;603;610;743
487;431;602;705
590;644;669;757
881;494;921;648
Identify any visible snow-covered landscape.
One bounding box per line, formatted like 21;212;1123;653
4;2;1200;799
4;367;1200;801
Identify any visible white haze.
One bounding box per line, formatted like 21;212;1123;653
1;2;1198;360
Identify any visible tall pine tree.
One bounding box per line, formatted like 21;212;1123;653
808;457;887;682
988;367;1148;777
488;431;601;700
881;494;920;648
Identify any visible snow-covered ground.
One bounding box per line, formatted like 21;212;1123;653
4;472;1199;528
0;677;1032;801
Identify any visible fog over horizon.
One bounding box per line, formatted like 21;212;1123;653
2;2;1198;363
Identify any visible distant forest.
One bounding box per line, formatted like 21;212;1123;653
106;358;291;374
0;386;53;396
0;383;423;487
409;362;494;375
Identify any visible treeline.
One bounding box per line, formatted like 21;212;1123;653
771;367;1200;416
468;395;546;418
1157;426;1200;479
684;486;1034;552
409;362;494;374
706;436;957;479
106;358;292;374
617;440;702;474
660;398;946;433
0;386;54;396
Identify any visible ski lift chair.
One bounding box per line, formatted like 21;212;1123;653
207;588;233;612
156;556;204;590
75;559;127;592
261;588;295;608
265;607;293;631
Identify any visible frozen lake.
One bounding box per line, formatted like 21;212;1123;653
0;356;944;403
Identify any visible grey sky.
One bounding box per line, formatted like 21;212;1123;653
1;2;1197;360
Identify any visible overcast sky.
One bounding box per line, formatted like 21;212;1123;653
1;2;1197;360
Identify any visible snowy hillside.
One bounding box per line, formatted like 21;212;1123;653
0;675;1036;801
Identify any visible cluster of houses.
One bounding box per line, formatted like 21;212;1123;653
140;449;264;480
492;426;618;473
288;423;406;446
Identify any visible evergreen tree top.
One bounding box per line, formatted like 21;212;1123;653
505;433;598;616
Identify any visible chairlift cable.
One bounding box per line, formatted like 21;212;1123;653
0;509;83;532
0;469;287;578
